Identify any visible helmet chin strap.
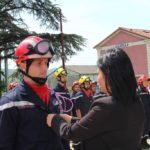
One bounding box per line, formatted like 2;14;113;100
82;83;90;90
83;87;89;90
19;69;47;85
19;59;50;85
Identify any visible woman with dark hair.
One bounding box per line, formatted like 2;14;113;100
47;48;144;150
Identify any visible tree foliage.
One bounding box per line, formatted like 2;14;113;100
0;0;86;61
0;0;86;94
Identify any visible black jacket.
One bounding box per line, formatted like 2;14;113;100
73;89;93;117
0;80;64;150
52;96;144;150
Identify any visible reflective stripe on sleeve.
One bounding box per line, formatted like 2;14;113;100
71;95;83;100
0;101;35;111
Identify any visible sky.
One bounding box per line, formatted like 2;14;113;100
8;0;150;69
52;0;150;68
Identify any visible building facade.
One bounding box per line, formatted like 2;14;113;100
94;27;150;77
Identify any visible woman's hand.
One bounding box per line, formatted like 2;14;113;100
60;114;72;123
47;114;72;127
47;114;55;127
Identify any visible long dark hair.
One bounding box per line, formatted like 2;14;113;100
97;48;137;105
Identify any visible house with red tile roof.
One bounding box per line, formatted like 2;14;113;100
94;27;150;77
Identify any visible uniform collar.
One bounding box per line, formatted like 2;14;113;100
18;80;49;110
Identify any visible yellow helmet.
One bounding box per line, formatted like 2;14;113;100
54;67;67;78
79;75;91;85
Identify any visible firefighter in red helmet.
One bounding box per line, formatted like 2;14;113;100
90;80;97;96
15;36;54;85
137;75;149;89
72;80;80;94
8;81;18;91
71;80;81;150
0;36;64;150
71;80;80;116
137;75;150;149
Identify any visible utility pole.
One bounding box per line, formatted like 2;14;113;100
3;21;8;92
4;49;8;92
60;9;65;69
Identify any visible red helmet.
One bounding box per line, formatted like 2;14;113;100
91;80;97;85
72;80;79;89
8;82;17;91
137;75;149;85
15;36;54;65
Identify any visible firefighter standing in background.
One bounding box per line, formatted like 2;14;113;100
51;67;71;114
147;78;150;93
90;80;107;101
71;76;93;150
90;80;97;96
71;80;80;116
137;75;150;149
74;75;93;118
70;81;81;150
51;67;71;150
71;80;80;98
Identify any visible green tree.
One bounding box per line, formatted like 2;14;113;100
0;71;6;94
0;0;86;95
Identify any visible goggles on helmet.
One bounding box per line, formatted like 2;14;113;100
26;40;54;56
60;70;67;76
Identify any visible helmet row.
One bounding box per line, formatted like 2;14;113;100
15;36;96;86
15;35;97;87
54;67;97;86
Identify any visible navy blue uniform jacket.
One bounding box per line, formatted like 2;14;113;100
51;83;71;114
0;81;64;150
73;90;93;117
